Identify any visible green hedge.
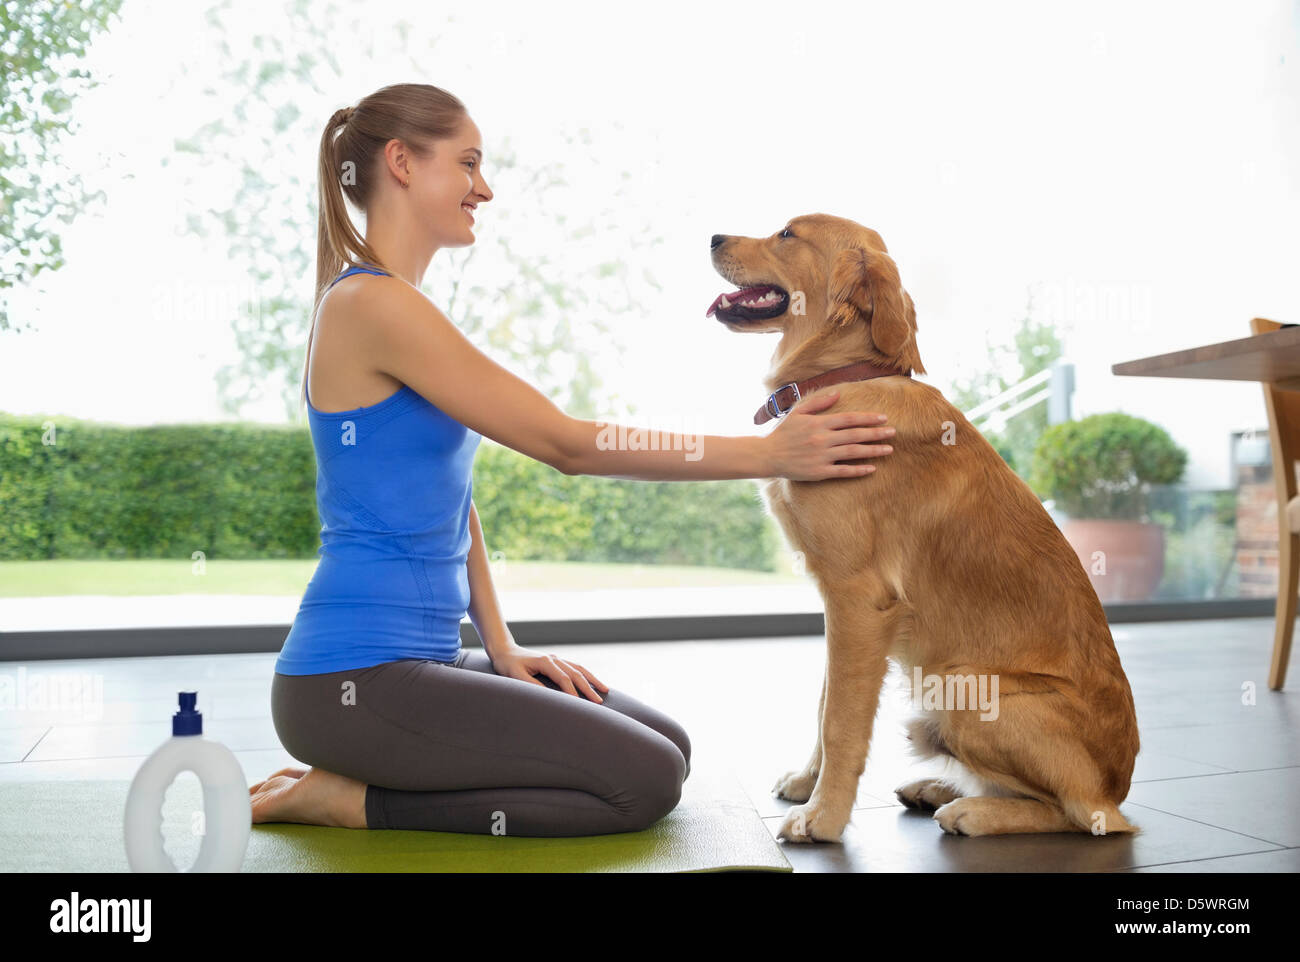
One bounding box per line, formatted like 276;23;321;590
0;412;779;570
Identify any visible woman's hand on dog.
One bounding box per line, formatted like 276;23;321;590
764;390;895;481
491;643;610;703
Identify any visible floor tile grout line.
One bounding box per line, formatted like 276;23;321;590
1139;721;1300;733
1123;801;1296;849
1130;762;1300;784
1131;764;1235;780
1122;846;1293;871
758;802;904;821
19;727;52;763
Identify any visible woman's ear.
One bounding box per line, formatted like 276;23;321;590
826;247;914;359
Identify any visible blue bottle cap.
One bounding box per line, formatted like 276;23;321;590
172;691;203;736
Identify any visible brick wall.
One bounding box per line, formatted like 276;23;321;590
1235;460;1300;598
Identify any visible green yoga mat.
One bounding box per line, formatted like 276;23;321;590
0;766;791;873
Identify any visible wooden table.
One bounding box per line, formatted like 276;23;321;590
1114;319;1299;689
1112;324;1300;387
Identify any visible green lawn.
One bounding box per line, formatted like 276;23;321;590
0;556;808;597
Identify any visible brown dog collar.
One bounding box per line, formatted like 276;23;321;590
754;361;911;424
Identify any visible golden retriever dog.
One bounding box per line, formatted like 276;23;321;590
706;213;1140;842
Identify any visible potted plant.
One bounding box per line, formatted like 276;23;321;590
1029;413;1187;602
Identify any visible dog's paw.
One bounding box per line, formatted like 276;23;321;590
895;777;962;811
772;769;818;803
933;797;996;837
776;800;848;844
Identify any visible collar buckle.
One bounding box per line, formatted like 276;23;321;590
765;381;802;420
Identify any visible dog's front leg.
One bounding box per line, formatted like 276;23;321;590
778;594;894;843
772;658;826;802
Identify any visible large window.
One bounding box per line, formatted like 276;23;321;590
3;1;1298;644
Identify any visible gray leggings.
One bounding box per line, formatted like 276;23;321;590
270;648;692;837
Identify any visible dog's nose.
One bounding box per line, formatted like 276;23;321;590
710;234;726;250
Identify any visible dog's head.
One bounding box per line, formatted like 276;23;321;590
707;213;925;375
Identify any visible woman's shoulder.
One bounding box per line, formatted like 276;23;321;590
325;267;434;308
318;268;415;326
326;272;456;348
325;264;401;296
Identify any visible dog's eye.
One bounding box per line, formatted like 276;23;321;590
780;227;795;239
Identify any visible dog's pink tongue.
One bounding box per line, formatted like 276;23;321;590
706;285;771;317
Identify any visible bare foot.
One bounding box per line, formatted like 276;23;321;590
249;766;309;795
250;766;368;829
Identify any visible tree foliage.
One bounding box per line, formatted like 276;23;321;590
949;292;1064;474
0;0;126;332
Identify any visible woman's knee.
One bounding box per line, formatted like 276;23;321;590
643;713;691;780
598;688;692;776
662;719;691;777
623;738;687;830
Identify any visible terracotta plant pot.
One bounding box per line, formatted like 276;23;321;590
1060;519;1166;602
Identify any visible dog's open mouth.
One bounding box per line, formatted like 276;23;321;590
705;284;789;322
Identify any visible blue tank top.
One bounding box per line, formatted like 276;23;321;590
274;264;483;675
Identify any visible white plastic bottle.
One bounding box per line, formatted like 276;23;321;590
124;691;252;872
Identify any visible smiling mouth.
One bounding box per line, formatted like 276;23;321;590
705;284;789;322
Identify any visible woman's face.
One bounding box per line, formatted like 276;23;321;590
410;114;492;249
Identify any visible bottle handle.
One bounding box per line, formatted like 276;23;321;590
124;747;251;873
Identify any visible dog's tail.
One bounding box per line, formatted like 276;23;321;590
1060;798;1140;836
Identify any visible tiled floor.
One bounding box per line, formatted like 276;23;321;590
1;616;1297;872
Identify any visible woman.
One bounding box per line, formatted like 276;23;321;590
251;83;897;837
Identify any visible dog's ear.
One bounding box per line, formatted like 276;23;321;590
900;288;924;375
826;247;922;371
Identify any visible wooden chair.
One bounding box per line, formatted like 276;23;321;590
1251;316;1299;689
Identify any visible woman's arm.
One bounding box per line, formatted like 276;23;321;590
464;499;516;664
464;499;609;701
559;395;884;481
359;277;895;482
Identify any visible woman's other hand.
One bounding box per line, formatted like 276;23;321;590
764;390;895;481
490;644;610;703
